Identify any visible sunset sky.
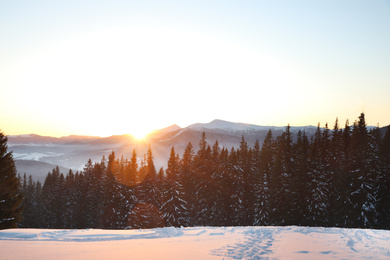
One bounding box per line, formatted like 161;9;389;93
1;0;389;137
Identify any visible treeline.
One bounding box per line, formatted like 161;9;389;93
19;113;390;229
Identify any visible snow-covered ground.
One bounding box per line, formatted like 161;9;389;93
12;152;64;161
0;226;389;259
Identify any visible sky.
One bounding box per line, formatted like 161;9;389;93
1;0;390;137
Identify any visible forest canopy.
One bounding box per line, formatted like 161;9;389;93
18;114;390;230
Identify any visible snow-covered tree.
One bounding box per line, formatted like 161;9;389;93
253;131;274;226
161;147;189;227
291;130;310;225
236;136;255;226
181;142;195;225
378;125;390;229
0;131;23;229
134;146;164;228
192;132;216;225
304;125;330;226
348;113;378;228
270;126;294;225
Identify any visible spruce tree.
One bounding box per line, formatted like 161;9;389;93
337;119;356;227
292;130;310;226
63;170;76;228
208;140;226;226
161;147;188;227
237;136;255;225
305;124;330;226
0;131;23;229
218;147;233;226
181;142;195;225
82;160;107;228
349;113;378;227
143;146;161;206
137;146;164;228
254;131;274;226
41;166;66;228
226;147;244;226
368;126;384;229
329;118;343;226
20;175;40;227
271;125;294;225
192;132;214;225
378;125;390;229
73;171;88;228
128;149;139;185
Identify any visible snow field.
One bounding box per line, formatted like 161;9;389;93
0;226;389;259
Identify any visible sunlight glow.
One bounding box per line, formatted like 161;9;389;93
130;127;150;140
1;1;390;137
5;25;298;137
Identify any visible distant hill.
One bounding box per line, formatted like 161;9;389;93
188;119;285;131
8;119;387;182
15;160;69;183
8;134;101;144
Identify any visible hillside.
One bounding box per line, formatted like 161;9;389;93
15;160;69;183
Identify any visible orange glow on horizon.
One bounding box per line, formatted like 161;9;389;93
130;130;150;140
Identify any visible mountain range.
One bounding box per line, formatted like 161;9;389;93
7;119;385;182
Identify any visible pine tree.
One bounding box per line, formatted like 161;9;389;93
41;166;66;228
237;136;255;225
208;140;227;226
226;147;244;226
19;175;33;227
20;175;43;228
0;131;23;229
81;160;107;228
321;123;332;226
101;154;120;229
161;147;189;227
218;147;234;226
192;132;214;225
336;119;355;227
73;171;88;228
253;131;274;226
378;125;390;229
128;149;139;186
368;126;384;229
63;170;77;228
292;130;310;226
136;146;164;228
329;118;343;226
349;113;378;228
270;125;294;225
305;124;330;226
181;142;195;225
143;146;161;206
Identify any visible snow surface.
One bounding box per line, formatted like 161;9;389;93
1;226;389;259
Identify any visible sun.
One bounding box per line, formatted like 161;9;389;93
130;128;150;140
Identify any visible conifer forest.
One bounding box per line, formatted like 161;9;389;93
18;114;390;230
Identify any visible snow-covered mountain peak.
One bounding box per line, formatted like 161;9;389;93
161;124;182;132
187;119;277;132
149;124;182;138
